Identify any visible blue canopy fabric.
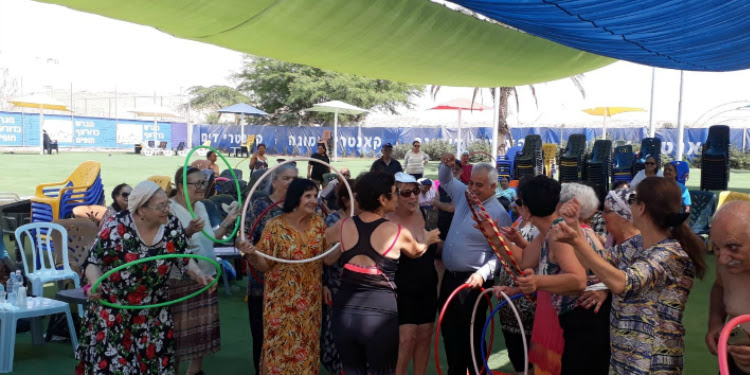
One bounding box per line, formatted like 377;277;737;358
217;103;267;116
449;0;750;72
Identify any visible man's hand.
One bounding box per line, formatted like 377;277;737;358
441;153;456;168
466;272;484;289
517;269;538;294
706;325;722;355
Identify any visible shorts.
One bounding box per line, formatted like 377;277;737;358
397;290;437;325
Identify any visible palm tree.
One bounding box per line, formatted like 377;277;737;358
430;74;586;155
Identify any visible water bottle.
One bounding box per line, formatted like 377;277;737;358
6;273;16;304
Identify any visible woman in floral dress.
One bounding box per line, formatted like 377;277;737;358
237;178;341;374
77;181;215;375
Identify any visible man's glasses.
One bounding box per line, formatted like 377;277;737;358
397;189;419;198
414;145;421;148
146;202;170;212
186;181;209;189
645;162;656;166
120;192;130;198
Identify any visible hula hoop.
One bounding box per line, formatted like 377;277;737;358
470;289;497;375
91;254;222;310
719;315;750;375
249;199;329;238
239;157;354;264
478;292;529;375
183;145;242;244
466;190;532;304
434;283;494;375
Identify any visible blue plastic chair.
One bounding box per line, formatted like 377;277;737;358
688;190;716;236
0;297;78;372
669;161;690;185
14;223;82;313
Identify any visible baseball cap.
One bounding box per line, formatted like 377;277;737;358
382;143;393;149
395;172;417;184
418;178;433;187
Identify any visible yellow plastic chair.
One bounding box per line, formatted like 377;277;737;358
717;191;750;212
542;143;558;178
32;161;102;220
147;175;172;195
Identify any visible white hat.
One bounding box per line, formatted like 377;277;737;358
394;172;417;184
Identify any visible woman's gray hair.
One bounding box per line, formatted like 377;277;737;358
559;182;599;220
265;164;298;194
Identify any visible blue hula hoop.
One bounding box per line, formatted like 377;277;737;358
480;292;528;373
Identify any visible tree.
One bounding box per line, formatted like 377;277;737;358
184;85;250;111
235;56;423;125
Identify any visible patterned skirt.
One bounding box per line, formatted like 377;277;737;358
168;279;221;360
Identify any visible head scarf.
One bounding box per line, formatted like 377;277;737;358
604;188;632;222
128;180;162;213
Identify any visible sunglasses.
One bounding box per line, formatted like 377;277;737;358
645;162;656;166
515;199;523;206
627;194;639;205
397;189;420;198
120;192;130;198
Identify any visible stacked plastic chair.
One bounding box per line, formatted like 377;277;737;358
496;155;512;181
31;161;104;223
612;145;635;184
514;135;543;180
559;134;586;183
688;190;716;237
542;143;558;178
584;140;612;192
633;138;662;176
700;125;731;191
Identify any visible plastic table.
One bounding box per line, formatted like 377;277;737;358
0;297;78;373
215;246;241;296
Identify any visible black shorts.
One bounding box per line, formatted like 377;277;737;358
397;290;437;325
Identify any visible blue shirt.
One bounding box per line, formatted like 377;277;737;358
439;163;513;281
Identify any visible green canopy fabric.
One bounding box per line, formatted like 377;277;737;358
40;0;614;86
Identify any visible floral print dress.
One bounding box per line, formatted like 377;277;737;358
76;212;188;375
257;215;327;375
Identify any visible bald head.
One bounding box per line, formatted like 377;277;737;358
712;200;750;273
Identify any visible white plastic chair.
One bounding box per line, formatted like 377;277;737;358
14;222;82;314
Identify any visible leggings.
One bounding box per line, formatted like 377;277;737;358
332;307;398;375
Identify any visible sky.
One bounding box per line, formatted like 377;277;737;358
2;0;750;127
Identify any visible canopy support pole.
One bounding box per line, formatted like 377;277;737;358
677;71;685;161
602;111;608;140
39;109;44;155
648;68;656;137
334;110;339;162
491;87;500;162
456;109;462;155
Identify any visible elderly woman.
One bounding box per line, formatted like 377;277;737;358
237;178;341;374
77;181;215;375
168;167;238;375
663;161;691;213
99;183;131;229
630;155;663;188
554;177;706;374
243;163;297;374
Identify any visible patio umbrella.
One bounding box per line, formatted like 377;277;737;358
430;98;492;155
8;95;71;155
307;100;368;162
583;106;646;140
127;105;180;146
217;103;268;141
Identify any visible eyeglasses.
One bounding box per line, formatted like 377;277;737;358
397;189;420;198
146;202;170;212
515;199;523;206
186;181;209;189
120;192;130;198
627;194;639;205
414;145;421;148
645;162;656;166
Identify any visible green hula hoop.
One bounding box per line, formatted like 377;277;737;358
183;145;242;243
91;254;222;310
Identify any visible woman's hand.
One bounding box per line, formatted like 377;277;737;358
492;285;522;299
323;286;333;306
577;290;609;313
558;197;581;229
194;272;217;293
237;240;257;256
425;229;441;245
499;226;524;245
84;285;102;301
550;221;582;247
517;269;538;294
185;217;205;237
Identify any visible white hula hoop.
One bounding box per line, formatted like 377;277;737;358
470;290;528;375
239;157;354;264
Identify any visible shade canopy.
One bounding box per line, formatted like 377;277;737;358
449;0;750;72
38;0;613;87
9;95;71;112
307;101;368;115
430;98;492;111
127;105;180;118
217;103;267;116
582;107;646;117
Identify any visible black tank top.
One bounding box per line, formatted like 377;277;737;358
334;216;400;313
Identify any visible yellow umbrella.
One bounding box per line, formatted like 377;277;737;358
8;95;71;155
582;106;646;139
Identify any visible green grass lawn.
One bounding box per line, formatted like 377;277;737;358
0;150;740;374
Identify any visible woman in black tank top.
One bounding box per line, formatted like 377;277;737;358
329;172;440;375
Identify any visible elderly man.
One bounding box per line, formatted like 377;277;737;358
707;201;750;375
438;152;512;375
371;143;403;174
460;151;473;184
320;167;351;210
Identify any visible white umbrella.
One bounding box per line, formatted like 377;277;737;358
307;100;368;162
127;104;180;146
8;95;71;155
